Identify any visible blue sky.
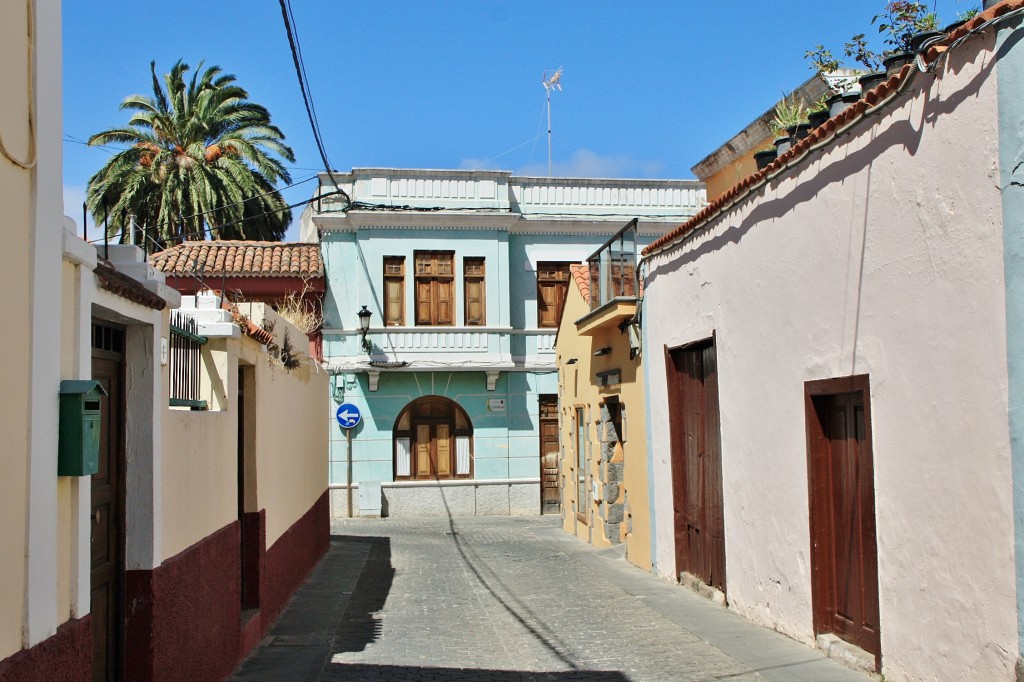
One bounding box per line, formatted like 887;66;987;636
62;1;975;240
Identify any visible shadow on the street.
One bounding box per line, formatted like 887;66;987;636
322;662;629;680
331;534;395;655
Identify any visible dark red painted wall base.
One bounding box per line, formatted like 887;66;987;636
126;522;241;682
261;491;330;628
125;490;329;682
0;616;91;682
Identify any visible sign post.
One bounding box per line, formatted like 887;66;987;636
336;403;362;517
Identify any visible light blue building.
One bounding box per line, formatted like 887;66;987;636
300;168;703;519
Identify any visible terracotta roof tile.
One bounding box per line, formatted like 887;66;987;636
643;0;1023;257
570;264;591;302
150;241;323;279
94;260;167;311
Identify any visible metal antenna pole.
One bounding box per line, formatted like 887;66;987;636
542;67;562;179
546;87;552;177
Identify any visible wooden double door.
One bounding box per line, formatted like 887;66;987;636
91;323;126;681
806;377;881;669
665;340;726;594
413;421;454;478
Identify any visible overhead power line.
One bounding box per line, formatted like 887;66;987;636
277;0;349;203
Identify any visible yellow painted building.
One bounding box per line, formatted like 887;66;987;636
555;221;651;570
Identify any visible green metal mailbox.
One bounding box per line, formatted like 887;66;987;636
58;379;107;477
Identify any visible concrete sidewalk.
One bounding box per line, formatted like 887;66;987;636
230;516;870;681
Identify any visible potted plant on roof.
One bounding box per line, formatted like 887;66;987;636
943;7;979;34
804;54;859;116
807;95;831;129
875;2;943;76
754;145;777;170
771;93;809;155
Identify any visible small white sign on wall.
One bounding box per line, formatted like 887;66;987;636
487;398;506;412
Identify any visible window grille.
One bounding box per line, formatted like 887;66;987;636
168;310;208;410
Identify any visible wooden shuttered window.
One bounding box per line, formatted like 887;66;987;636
383;256;405;326
414;251;454;326
537;261;572;328
394;396;474;481
464;257;485;326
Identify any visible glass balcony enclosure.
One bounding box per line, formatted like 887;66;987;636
587;219;638;311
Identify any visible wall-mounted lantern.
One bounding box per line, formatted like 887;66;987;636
358;305;372;353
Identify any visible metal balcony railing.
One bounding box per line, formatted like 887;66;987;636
587;219;638;310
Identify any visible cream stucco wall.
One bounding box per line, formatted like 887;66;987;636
160;340;236;561
557;284;651;571
644;31;1015;681
242;306;328;547
160;305;328;562
0;0;63;657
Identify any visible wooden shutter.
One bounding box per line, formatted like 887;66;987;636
464;257;485;326
435;424;451;477
383;257;405;326
415;279;433;325
538;262;570;328
415;424;432;476
414;251;455;326
435;279;453;325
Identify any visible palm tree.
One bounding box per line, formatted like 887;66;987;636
87;60;296;245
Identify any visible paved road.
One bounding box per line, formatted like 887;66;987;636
231;516;869;682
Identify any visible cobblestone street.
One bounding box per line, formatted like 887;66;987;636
231;516;868;682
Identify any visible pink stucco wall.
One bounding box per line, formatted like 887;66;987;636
644;29;1015;681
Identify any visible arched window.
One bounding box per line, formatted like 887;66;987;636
393;396;473;481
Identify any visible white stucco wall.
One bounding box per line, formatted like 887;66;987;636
644;30;1015;681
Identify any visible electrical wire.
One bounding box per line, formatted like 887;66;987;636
83;174;319;241
88;188;347;245
0;0;36;169
277;0;349;202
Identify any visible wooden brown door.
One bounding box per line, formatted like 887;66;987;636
807;378;880;668
539;396;559;514
666;340;726;594
91;323;126;682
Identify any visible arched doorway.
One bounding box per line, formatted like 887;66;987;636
394;396;473;480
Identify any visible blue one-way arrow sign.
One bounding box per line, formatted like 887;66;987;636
336;403;361;429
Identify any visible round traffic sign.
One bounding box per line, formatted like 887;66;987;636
336;402;361;429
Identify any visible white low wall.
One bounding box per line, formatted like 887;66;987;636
330;479;540;519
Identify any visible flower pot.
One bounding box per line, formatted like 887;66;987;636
858;71;887;96
943;19;966;33
785;123;812;142
754;149;777;170
808;109;830;129
774;136;791;156
883;52;914;77
827;92;859;117
911;30;946;52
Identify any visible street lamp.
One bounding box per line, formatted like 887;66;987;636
357;305;372;353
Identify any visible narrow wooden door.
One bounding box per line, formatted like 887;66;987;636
666;341;726;594
807;381;880;667
91;324;125;682
539;396;559;514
